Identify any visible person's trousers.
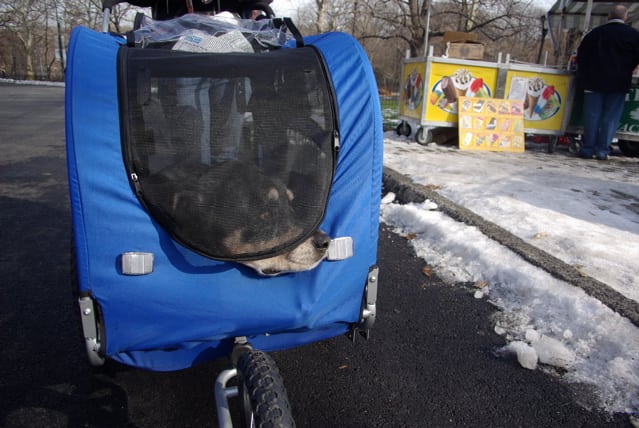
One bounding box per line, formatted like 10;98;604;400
581;91;626;158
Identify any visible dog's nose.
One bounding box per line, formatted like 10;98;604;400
312;230;331;250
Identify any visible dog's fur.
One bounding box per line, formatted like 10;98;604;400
144;160;329;276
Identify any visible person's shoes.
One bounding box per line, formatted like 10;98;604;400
578;152;594;159
595;154;609;161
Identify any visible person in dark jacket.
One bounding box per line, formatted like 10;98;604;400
576;4;639;160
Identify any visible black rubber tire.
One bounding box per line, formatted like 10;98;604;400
237;349;295;428
618;140;639;157
568;136;581;154
396;121;411;137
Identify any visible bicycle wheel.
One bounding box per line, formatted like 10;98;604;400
237;349;295;428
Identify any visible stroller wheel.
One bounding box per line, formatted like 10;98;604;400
237;349;295;428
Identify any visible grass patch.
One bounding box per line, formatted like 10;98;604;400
380;96;400;131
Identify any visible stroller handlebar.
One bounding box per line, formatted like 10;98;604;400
102;0;147;10
101;0;274;33
101;0;274;17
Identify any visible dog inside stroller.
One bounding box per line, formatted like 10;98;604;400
65;0;383;425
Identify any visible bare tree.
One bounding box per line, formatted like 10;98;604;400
283;0;547;93
0;0;145;80
0;30;22;78
351;0;544;59
63;0;139;33
353;0;429;58
0;0;50;79
289;0;364;35
0;0;548;82
62;0;103;30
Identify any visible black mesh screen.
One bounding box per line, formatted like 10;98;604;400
118;46;336;261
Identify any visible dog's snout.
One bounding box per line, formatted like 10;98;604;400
312;231;331;250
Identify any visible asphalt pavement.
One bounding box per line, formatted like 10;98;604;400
0;82;633;427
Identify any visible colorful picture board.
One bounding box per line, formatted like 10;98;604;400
457;96;525;152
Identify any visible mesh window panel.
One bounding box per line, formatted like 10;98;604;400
118;46;337;261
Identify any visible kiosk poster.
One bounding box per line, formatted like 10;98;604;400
399;61;427;120
458;96;525;153
618;82;639;134
504;70;571;131
425;62;499;123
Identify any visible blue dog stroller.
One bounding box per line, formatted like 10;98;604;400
65;0;383;425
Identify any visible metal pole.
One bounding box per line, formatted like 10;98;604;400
467;0;476;32
53;1;65;71
102;7;111;33
536;15;547;64
423;0;431;58
583;0;593;34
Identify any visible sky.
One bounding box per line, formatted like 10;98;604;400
271;0;297;16
381;133;639;416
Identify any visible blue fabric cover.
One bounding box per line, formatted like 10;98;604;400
65;27;383;371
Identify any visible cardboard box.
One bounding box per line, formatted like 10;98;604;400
443;31;478;43
447;42;484;60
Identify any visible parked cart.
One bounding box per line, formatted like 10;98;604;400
397;49;574;149
397;54;501;144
